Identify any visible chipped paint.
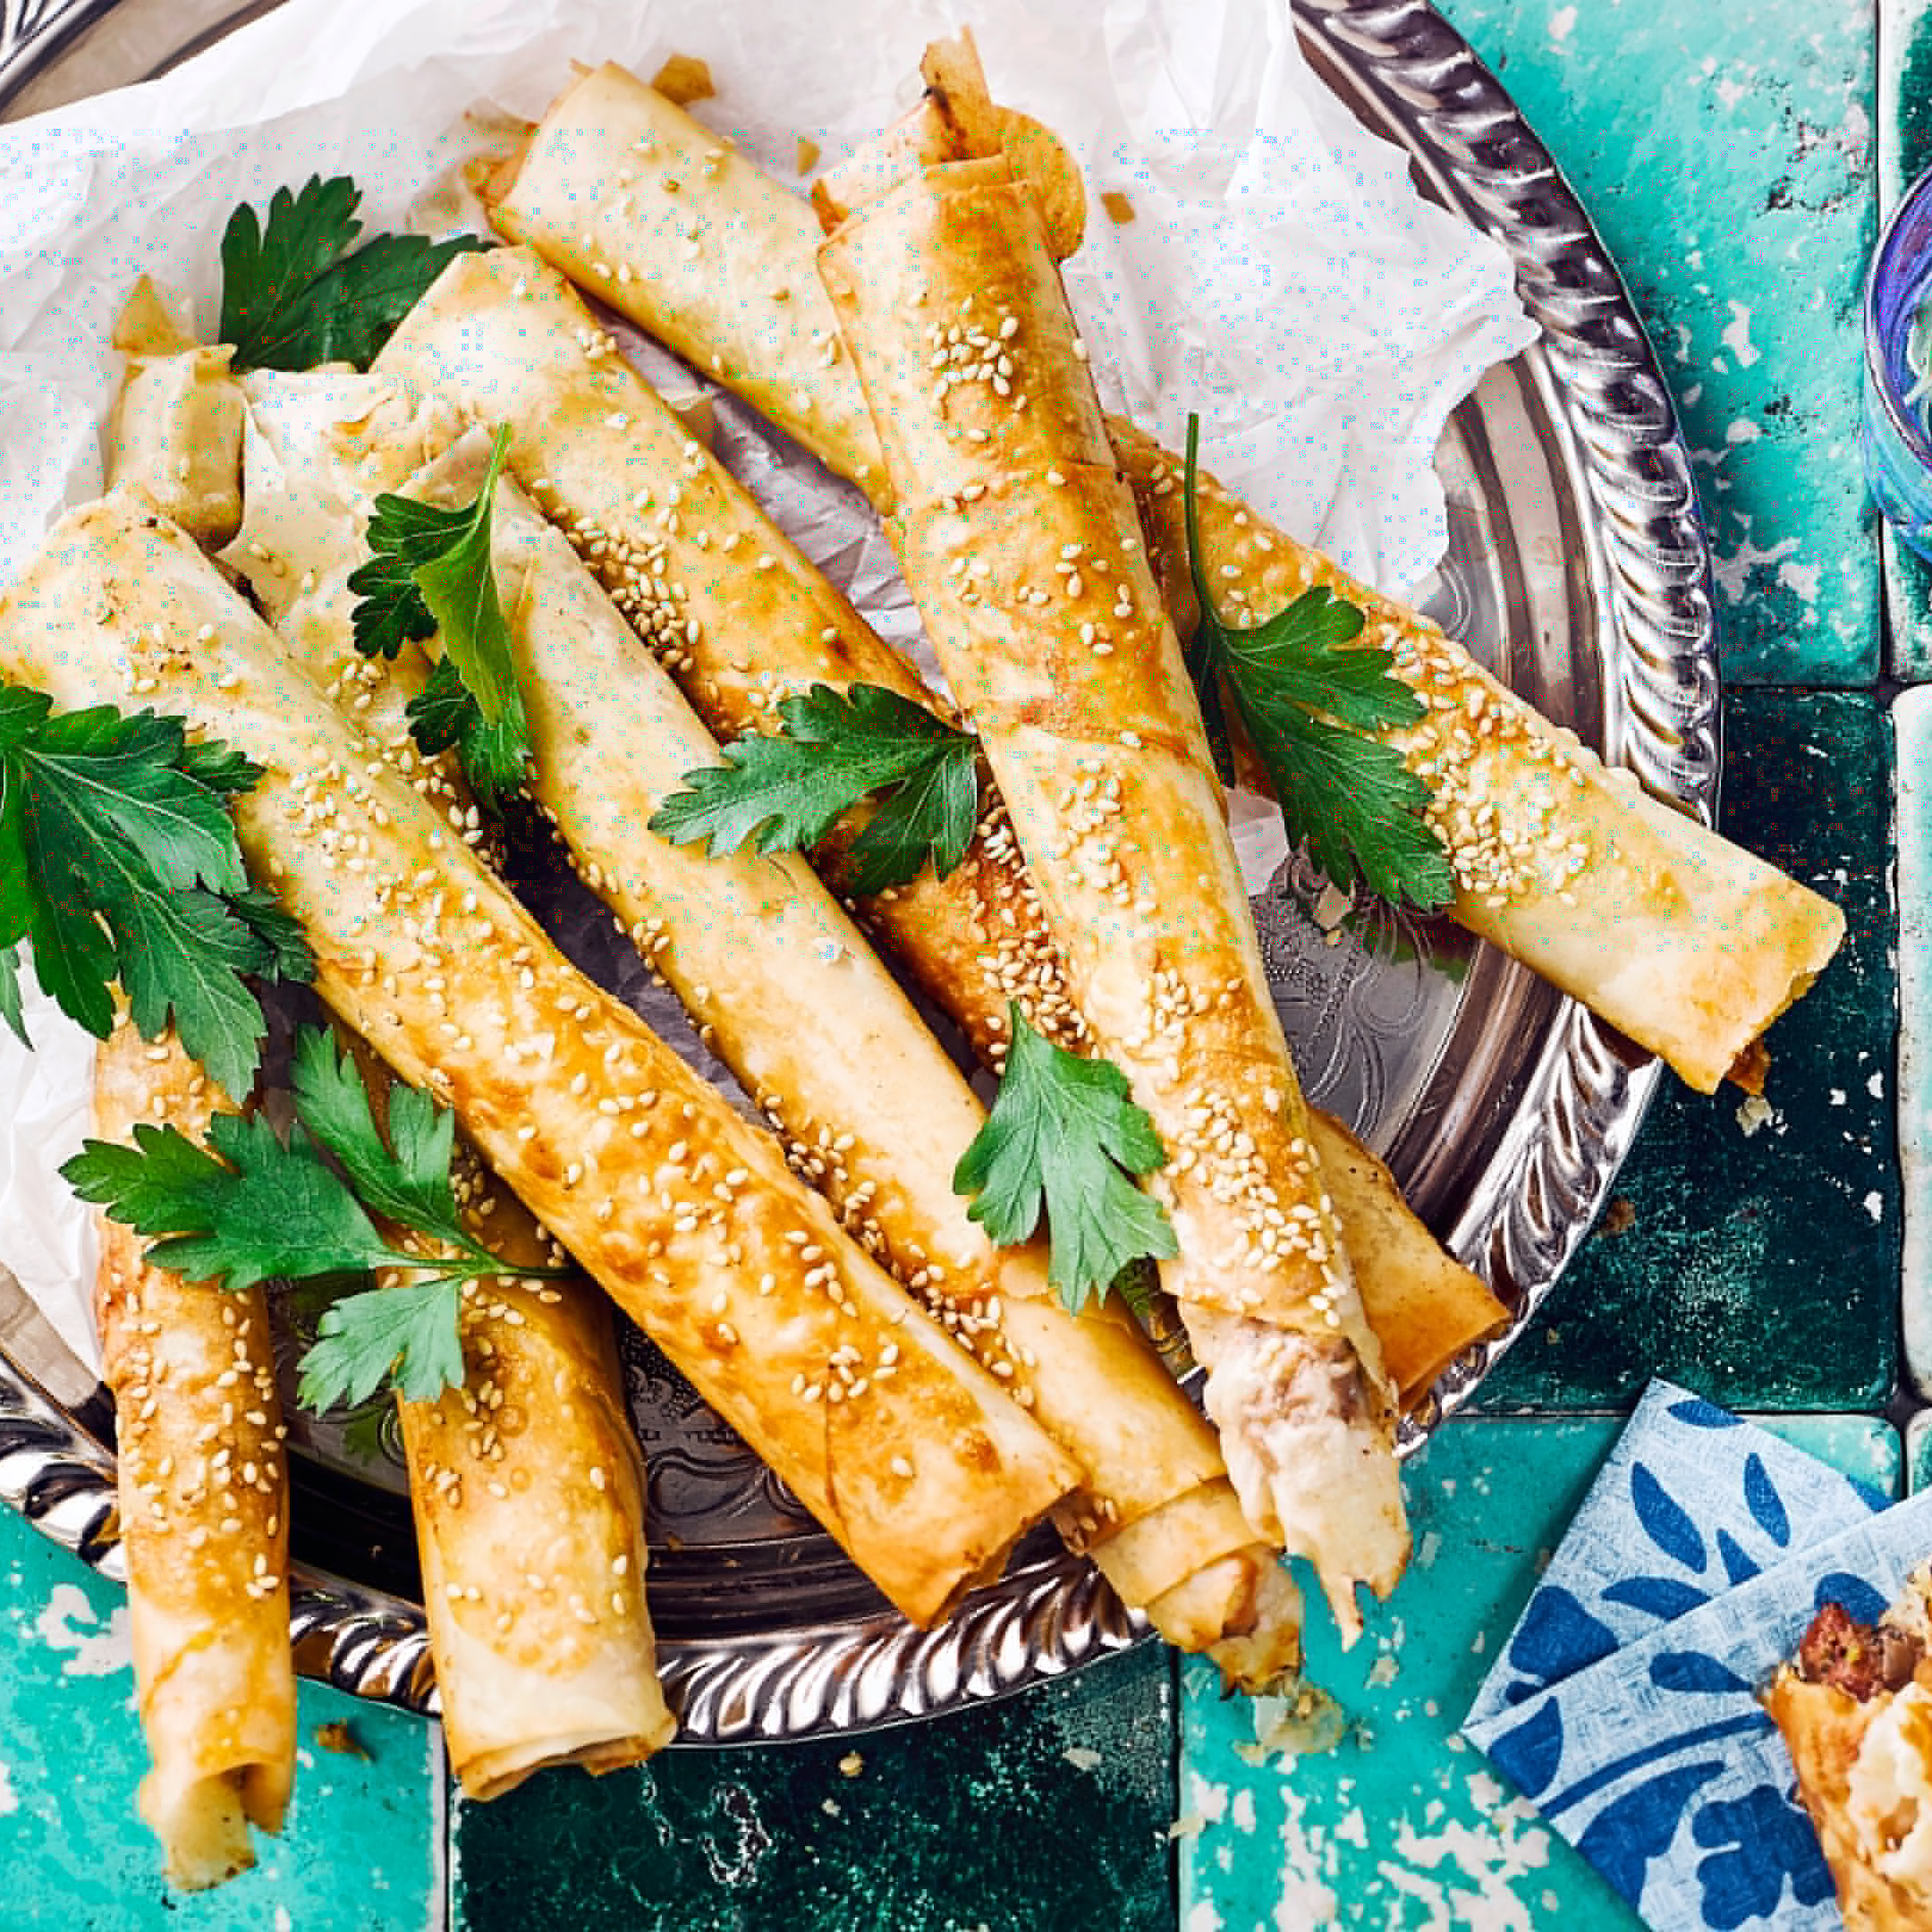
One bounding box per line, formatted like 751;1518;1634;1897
30;1583;129;1679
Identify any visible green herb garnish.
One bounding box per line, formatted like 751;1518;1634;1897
346;423;531;805
62;1026;570;1410
649;681;980;895
952;1004;1177;1315
0;689;311;1095
219;174;486;373
1182;416;1453;911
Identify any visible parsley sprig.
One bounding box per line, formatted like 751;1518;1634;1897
649;682;980;895
0;688;311;1096
62;1027;571;1411
219;175;486;373
346;424;532;805
1182;417;1453;911
953;1005;1177;1314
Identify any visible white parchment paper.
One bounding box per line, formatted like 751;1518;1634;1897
0;0;1535;1373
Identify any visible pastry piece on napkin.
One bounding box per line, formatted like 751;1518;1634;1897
1464;1408;1922;1932
1465;1378;1887;1731
1767;1571;1932;1929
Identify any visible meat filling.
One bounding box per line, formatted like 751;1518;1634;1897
1796;1600;1924;1702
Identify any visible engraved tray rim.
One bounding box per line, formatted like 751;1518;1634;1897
0;0;1715;1743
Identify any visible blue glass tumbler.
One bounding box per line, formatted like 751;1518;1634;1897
1865;167;1932;564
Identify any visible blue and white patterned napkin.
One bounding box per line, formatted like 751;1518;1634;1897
1465;1380;1888;1728
1462;1385;1922;1932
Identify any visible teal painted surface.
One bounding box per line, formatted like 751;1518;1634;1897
452;1644;1174;1932
0;1504;437;1928
1480;691;1898;1413
1443;0;1879;684
1177;1414;1897;1929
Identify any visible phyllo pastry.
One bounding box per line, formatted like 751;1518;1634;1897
484;56;1842;1097
230;364;1304;1684
814;35;1408;1633
1767;1573;1932;1928
90;1018;294;1889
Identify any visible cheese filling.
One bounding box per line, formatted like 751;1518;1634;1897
1850;1679;1932;1896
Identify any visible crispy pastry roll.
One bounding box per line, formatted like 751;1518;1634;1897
1766;1576;1932;1928
1;488;1076;1626
816;38;1408;1631
490;64;1842;1096
90;1018;293;1890
330;1034;675;1794
230;368;1300;1682
108;278;245;547
375;248;1504;1416
1117;418;1847;1094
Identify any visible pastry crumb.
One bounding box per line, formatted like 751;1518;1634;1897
797;136;822;174
1101;190;1137;225
652;54;715;106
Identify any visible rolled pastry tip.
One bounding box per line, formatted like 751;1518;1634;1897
108;278;245;547
816;35;1407;1634
483;62;891;510
240;370;1294;1674
487;67;1842;1095
332;1031;675;1793
1115;417;1848;1095
2;490;1078;1628
375;248;1503;1416
89;1018;294;1890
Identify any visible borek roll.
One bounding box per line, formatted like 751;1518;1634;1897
816;38;1407;1631
90;1019;294;1890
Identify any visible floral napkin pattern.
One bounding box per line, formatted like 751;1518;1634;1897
1462;1383;1924;1931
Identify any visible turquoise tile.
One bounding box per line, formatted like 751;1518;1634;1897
452;1645;1174;1932
1178;1412;1895;1928
0;1507;438;1929
1441;0;1879;683
1481;691;1898;1412
1909;1409;1932;1490
1895;686;1932;1389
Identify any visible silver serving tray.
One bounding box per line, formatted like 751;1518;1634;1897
0;0;1716;1741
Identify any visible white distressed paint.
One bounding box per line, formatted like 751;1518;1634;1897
1721;301;1762;369
31;1583;130;1678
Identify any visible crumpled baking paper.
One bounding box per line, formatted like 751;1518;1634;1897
0;0;1534;1373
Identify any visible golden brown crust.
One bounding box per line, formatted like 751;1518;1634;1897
1304;1113;1506;1407
336;1033;676;1795
1114;414;1846;1095
92;1020;294;1890
107;278;244;550
817;115;1406;1621
484;63;889;507
8;491;1077;1627
389;180;1491;1426
1766;1668;1927;1929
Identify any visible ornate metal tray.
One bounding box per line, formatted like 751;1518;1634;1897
0;0;1716;1741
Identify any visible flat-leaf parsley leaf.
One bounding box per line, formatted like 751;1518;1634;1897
0;690;311;1096
650;681;980;895
219;174;486;373
346;424;532;805
1182;416;1453;911
952;1004;1177;1314
61;1026;571;1409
